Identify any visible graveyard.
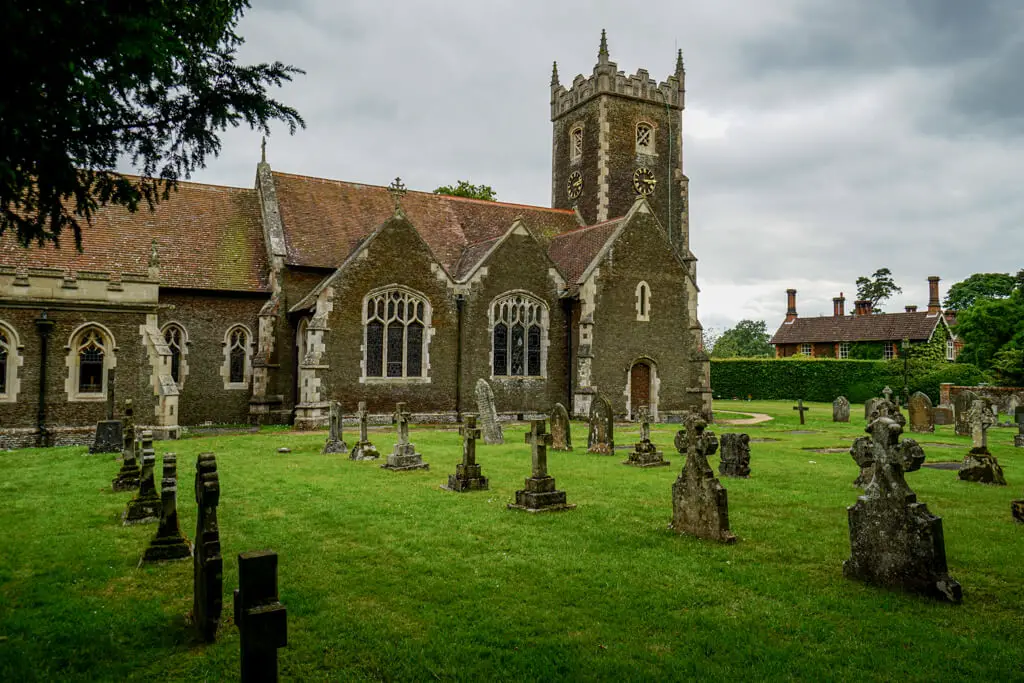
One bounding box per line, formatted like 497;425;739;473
1;400;1022;681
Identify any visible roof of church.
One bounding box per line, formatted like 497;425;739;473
770;311;946;345
271;172;579;274
0;181;269;292
547;218;625;289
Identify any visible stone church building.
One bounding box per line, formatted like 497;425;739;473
0;34;711;447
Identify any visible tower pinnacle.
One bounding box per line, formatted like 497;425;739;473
598;29;609;63
551;61;559;87
676;49;684;75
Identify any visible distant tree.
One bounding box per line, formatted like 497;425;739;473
701;326;721;355
855;268;902;311
955;287;1024;377
1;0;305;249
711;320;774;358
433;181;497;201
943;272;1017;311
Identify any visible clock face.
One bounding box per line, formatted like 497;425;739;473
633;167;656;195
566;171;583;200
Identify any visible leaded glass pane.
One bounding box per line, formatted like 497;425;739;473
510;323;525;376
387;324;404;377
79;345;104;393
406;322;423;376
528;325;541;376
230;347;244;383
493;323;508;376
366;321;384;376
0;345;7;394
170;348;181;383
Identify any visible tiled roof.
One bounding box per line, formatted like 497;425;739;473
271;171;578;274
453;235;501;281
770;311;944;344
547;218;624;289
0;180;269;292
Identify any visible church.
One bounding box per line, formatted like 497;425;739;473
0;33;711;447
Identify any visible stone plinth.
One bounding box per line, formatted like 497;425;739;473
508;420;575;513
381;403;428;471
90;420;122;454
958;449;1006;485
443;414;489;492
669;415;736;543
624;439;670;467
123;431;160;524
141;453;193;564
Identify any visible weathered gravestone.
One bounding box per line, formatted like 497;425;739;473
442;413;489;492
111;400;140;491
669;413;736;544
508;419;575;513
933;404;954;426
234;550;287;683
1012;494;1024;524
958;398;1006;485
91;368;121;453
718;433;751;478
141;453;193;565
475;379;504;445
851;397;907;489
381;403;429;471
1014;407;1024;448
321;401;348;454
194;453;223;643
833;396;850;423
350;401;380;460
549;402;573;451
953;390;978;436
908;391;934;433
624;406;669;467
587;393;614;454
123;431;160;524
843;416;962;603
864;398;883;421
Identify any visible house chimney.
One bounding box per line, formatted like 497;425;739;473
905;305;918;313
785;289;798;323
833;292;846;317
927;276;941;314
854;300;872;316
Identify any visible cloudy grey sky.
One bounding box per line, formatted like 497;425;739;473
177;0;1024;334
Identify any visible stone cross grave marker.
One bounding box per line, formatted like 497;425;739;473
141;453;193;565
382;403;428;471
718;433;751;478
123;430;160;524
792;399;809;425
843;416;962;602
587;393;614;454
194;453;223;643
953;390;978;436
670;412;736;543
350;401;380;460
508;419;575;513
443;413;489;492
549;402;573;451
908;391;934;433
864;397;882;421
958;398;1006;485
624;406;669;467
234;550;287;682
111;399;140;491
321;400;348;454
475;378;504;445
832;396;850;423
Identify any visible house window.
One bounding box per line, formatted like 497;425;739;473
363;287;430;379
635;281;651;321
222;325;252;389
636;122;654;154
946;338;956;361
800;343;812;357
838;342;850;359
162;323;186;386
883;341;895;360
570;126;583;162
67;324;115;400
492;293;547;377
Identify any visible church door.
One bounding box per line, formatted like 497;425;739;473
630;362;651;416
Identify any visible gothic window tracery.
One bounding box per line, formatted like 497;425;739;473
0;327;9;395
162;324;185;385
363;288;430;379
222;325;252;389
636;122;654;154
68;324;114;399
492;293;546;377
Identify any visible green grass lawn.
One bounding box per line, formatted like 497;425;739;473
1;400;1022;681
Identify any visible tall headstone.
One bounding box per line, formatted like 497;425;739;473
549;402;573;451
908;392;934;433
194;453;223;643
843;416;962;603
111;399;140;491
123;430;160;524
141;453;193;564
958;398;1006;485
475;379;504;445
832;396;850;423
669;413;736;544
321;401;348;454
234;551;287;683
350;401;380;460
442;413;489;492
587;393;614;454
381;403;429;471
953;390;978;436
508;419;575;513
718;433;751;478
624;406;669;467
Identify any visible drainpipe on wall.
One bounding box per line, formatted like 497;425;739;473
35;310;55;447
563;298;574;408
455;295;465;419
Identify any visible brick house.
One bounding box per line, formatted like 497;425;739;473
770;277;961;360
0;34;711;447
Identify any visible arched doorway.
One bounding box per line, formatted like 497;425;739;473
630;361;651;418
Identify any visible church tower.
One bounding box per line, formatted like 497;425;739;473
551;31;689;256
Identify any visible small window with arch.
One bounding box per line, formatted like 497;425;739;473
162;323;186;386
635;122;654;154
635;281;651;321
223;325;252;388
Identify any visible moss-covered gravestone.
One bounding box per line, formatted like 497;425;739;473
833;396;850;423
381;402;428;471
350;401;380;461
123;431;160;524
549;402;573;451
508;419;575;513
194;453;223;643
442;413;489;492
587;393;614;454
321;400;348;454
140;453;192;564
954;390;978;436
669;413;736;543
844;416;961;602
624;407;669;467
718;433;750;478
908;391;934;433
111;399;140;492
958;399;1006;485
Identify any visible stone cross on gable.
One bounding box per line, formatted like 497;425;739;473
460;413;481;467
525;419;553;479
388;177;407;213
967;398;996;450
394;402;410;445
637;406;651;442
357;401;369;442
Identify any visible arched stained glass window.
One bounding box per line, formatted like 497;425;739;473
228;326;248;383
163;324;184;384
77;328;106;394
0;328;9;395
491;293;546;377
364;288;430;378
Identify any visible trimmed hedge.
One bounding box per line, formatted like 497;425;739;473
711;358;986;404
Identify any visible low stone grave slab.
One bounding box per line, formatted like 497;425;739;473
922;462;962;471
803;447;849;454
787;430;821;435
919;442;960;449
749;437;779;443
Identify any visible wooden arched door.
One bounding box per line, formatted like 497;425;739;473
630;362;651;416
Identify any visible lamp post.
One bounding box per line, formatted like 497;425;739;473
901;337;910;407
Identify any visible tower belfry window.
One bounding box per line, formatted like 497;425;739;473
570;126;583;162
636;122;654;154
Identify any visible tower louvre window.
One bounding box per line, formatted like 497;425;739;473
570;126;583;162
636;122;654;154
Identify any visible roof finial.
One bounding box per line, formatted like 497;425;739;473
260;136;267;163
387;177;407;216
551;61;559;86
676;48;684;74
598;29;609;60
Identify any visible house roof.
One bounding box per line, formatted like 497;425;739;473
0;180;269;292
271;171;579;274
547;218;624;290
770;311;946;345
